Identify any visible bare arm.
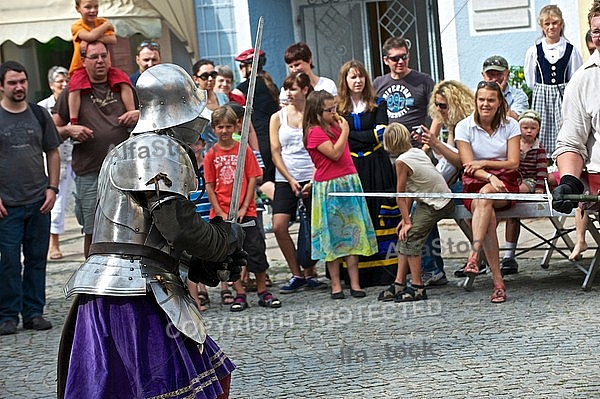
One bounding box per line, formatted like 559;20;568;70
269;111;300;194
315;118;350;161
238;176;257;220
205;182;226;219
40;148;60;213
52;113;94;142
556;151;585;179
77;21;116;44
460;135;520;177
394;159;414;242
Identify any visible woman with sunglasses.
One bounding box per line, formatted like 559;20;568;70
336;60;399;287
454;80;521;303
192;59;230;151
422;80;475;185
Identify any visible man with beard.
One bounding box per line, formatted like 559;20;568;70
0;61;61;335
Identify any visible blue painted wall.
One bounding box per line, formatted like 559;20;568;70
452;0;540;90
248;0;295;88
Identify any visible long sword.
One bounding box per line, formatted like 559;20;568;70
228;16;264;222
329;180;600;218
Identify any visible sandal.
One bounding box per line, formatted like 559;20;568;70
197;291;210;307
490;285;507;304
394;286;427;302
243;278;257;292
258;291;282;308
377;283;406;302
463;257;480;277
230;295;248;312
49;249;63;260
220;289;234;305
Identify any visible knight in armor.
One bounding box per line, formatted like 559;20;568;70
57;64;246;399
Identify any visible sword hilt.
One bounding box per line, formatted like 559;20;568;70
556;194;600;202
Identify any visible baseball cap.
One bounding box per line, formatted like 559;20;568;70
482;56;508;72
518;109;541;124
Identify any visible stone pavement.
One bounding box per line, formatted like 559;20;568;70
1;215;600;399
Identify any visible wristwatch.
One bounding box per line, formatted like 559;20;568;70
486;173;493;182
47;185;59;194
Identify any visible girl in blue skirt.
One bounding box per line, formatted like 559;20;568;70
303;90;378;299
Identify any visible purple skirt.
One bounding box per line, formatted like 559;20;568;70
63;294;235;399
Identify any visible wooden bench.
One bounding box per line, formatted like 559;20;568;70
449;202;600;290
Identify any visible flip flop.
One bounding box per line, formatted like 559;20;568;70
49;250;63;260
220;289;234;305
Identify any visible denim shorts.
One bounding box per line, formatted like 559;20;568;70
74;173;99;235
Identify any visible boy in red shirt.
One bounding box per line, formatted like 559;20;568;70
204;106;281;311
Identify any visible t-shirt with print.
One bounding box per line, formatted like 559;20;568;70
373;70;434;128
0;105;62;206
55;81;130;176
203;141;262;218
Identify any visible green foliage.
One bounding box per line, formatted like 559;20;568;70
509;65;532;106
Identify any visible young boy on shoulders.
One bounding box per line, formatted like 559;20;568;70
204;106;281;312
68;0;135;125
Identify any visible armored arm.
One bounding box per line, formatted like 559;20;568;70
151;195;247;286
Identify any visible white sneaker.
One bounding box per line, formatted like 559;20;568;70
420;271;448;286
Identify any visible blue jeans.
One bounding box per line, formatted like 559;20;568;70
0;199;50;323
420;224;444;274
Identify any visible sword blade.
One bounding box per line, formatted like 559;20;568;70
328;192;550;201
228;16;264;222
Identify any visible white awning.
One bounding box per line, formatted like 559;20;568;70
0;0;198;57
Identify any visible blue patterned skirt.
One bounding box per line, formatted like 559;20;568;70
311;173;378;262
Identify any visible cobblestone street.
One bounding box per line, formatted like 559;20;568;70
1;216;599;398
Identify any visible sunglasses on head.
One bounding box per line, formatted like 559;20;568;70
477;80;500;89
197;71;218;80
139;41;160;50
483;59;505;68
435;102;448;110
386;53;408;62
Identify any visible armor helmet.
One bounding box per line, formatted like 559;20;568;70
131;63;209;143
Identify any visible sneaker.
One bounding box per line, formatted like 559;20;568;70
0;319;17;335
23;316;52;331
419;271;448;287
500;257;519;275
305;277;328;290
454;260;488;277
279;276;307;294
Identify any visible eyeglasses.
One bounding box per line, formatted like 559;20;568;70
591;30;600;37
434;102;448;110
139;41;160;50
323;106;337;114
84;53;108;61
196;71;218;80
386;53;409;62
477;80;500;89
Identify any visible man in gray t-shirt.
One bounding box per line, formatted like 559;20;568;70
0;61;61;335
373;36;434;130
